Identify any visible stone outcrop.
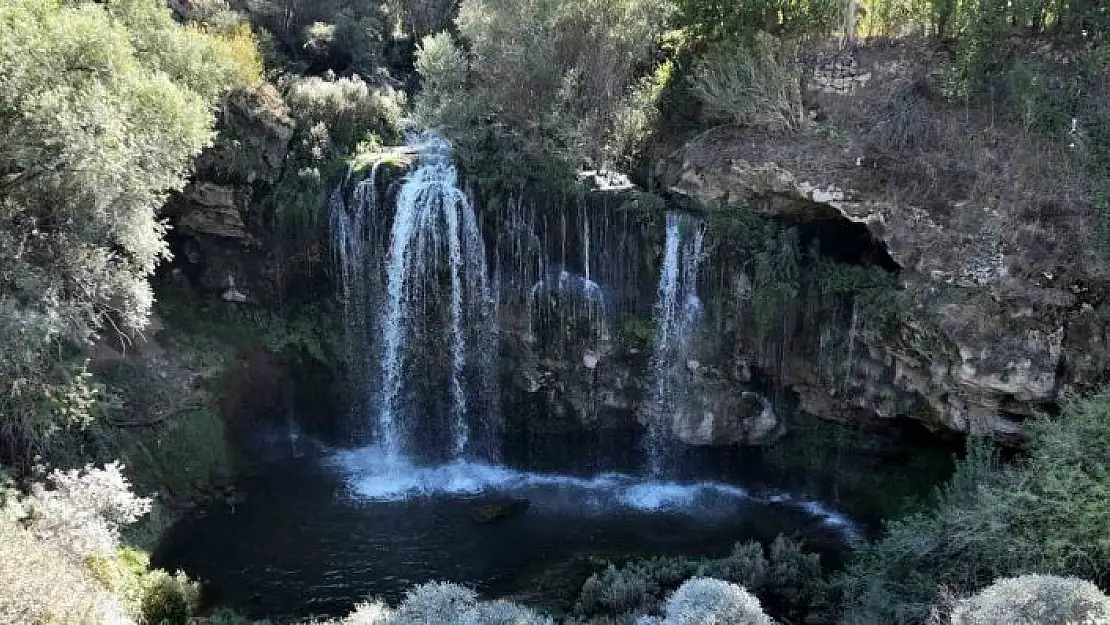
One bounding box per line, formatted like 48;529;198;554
658;123;1110;437
165;83;296;304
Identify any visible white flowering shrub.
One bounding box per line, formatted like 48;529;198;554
344;600;393;625
662;578;774;625
389;581;479;623
21;462;152;561
460;600;555;625
0;514;135;625
324;583;554;625
285;75;405;152
950;575;1110;625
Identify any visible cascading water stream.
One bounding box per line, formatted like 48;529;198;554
332;135;498;462
645;212;706;477
325;138;862;547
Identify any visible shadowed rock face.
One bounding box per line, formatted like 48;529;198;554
164;83;297;304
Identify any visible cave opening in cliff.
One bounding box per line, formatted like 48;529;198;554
795;216;900;273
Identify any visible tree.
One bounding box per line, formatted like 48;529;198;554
0;0;254;464
415;0;674;174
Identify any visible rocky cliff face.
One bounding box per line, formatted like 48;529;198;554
164;83;296;304
655;43;1110;437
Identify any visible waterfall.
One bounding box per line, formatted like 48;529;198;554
527;270;610;351
330;163;385;425
331;135;499;463
645;212;706;477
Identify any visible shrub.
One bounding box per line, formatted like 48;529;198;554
767;536;823;606
233;0;389;72
574;538;824;621
607;60;674;170
390;582;480;623
690;33;804;132
462;601;556;625
391;0;458;40
413;31;469;126
698;541;768;588
676;0;840;40
450;0;674;165
20;463;152;561
947;575;1110;625
0;514;133;625
345;600;393;625
138;569;200;625
190;19;265;86
840;391;1110;624
578;566;655;616
285;75;405;154
0;0;250;463
328;582;554;625
662;578;774;625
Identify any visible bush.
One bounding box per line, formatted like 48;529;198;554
607;60;674;170
323;582;555;625
19;463;151;561
578;566;655;616
233;0;389;73
138;569;200;625
445;0;674;167
0;514;133;625
0;465;202;625
947;575;1110;625
285;75;405;153
344;600;393;625
662;578;774;625
690;33;804;132
840;390;1110;624
0;0;250;464
390;582;480;623
676;0;840;40
413;31;469;125
574;538;825;622
391;0;457;40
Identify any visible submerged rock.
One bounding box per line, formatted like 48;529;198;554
472;499;531;524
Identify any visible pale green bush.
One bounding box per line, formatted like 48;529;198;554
840;392;1110;623
662;578;774;625
578;566;654;616
413;32;469;126
390;582;479;623
320;582;555;625
446;0;674;165
137;569;200;625
949;575;1110;625
606;60;673;169
575;538;822;621
0;0;250;461
390;0;457;39
690;33;804;131
344;600;393;625
285;75;405;153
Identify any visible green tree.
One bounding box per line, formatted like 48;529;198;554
0;0;253;464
